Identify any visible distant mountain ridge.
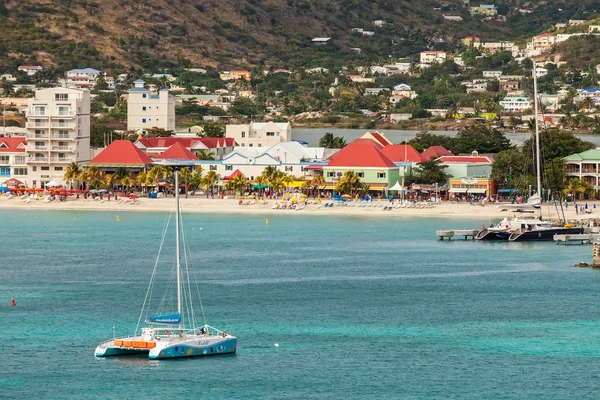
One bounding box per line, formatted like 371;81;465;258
0;0;598;71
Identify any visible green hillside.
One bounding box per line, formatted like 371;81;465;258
0;0;598;73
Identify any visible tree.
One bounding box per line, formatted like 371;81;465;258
196;149;215;160
523;130;594;162
319;132;347;148
335;170;361;196
86;165;102;188
231;98;263;117
412;159;449;185
452;126;511;154
563;178;592;200
311;174;326;198
202;123;225;138
227;173;249;194
64;162;83;189
491;149;531;188
145;128;175;138
253;175;269;198
178;167;191;198
202;170;220;195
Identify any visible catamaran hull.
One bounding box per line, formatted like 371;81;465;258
95;346;149;357
475;229;511;241
508;227;584;242
149;338;237;359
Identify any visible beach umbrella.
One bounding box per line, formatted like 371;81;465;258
98;189;108;193
46;180;60;187
89;189;99;194
341;194;351;199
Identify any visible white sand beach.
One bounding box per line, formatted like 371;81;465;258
0;194;597;223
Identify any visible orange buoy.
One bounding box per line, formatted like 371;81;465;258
11;298;16;306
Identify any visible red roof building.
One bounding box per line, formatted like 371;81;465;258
381;144;423;163
155;142;198;161
135;137;236;160
327;140;396;168
0;137;27;153
90;140;154;167
360;131;393;146
437;155;492;164
421;146;452;161
224;169;243;180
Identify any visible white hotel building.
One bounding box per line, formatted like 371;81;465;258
127;80;176;135
25;88;91;188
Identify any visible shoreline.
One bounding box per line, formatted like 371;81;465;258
0;197;597;222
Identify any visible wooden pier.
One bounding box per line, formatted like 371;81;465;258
437;229;479;240
554;233;600;245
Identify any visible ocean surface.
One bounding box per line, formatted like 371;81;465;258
292;128;600;147
2;210;600;399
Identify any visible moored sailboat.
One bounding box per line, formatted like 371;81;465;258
95;168;237;359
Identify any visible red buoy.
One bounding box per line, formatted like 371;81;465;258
11;298;16;307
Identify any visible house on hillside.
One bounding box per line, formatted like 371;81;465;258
66;68;102;88
17;66;43;76
311;37;333;46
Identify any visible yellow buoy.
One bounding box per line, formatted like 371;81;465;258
116;216;121;222
266;219;269;226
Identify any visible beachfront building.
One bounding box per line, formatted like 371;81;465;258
127;80;176;135
0;136;27;186
324;139;402;193
135;137;236;160
437;152;493;179
193;141;332;182
226;122;291;148
448;178;497;197
89;140;154;174
563;148;600;190
25;87;91;188
499;97;531;112
421;146;452;160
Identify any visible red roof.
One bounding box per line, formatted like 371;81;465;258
367;132;393;146
137;137;236;150
224;169;243;179
156;142;199;160
0;137;27;152
327;140;395;168
421;146;452;160
380;144;423;163
437;156;492;164
91;140;154;166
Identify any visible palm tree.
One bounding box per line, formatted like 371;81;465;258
335;171;361;196
147;165;171;187
86;165;102;184
101;173;116;191
253;175;269;198
64;162;82;189
135;171;147;193
581;97;595;112
319;132;336;148
189;167;203;192
178;167;191;198
197;150;215;160
282;174;294;193
227;173;248;194
311;174;326;198
203;170;221;195
121;176;133;193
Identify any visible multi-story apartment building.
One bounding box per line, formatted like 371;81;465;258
25;88;91;188
127;80;176;135
0;136;28;186
419;51;447;66
499;97;531;112
226;122;291;148
66;68;102;88
531;33;556;52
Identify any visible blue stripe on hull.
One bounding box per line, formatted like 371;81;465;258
149;338;237;359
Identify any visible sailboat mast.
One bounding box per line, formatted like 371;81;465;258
532;60;543;219
175;168;182;325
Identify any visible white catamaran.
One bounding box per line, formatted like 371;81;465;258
95;168;237;359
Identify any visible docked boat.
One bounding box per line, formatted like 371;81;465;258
508;224;584;242
476;217;545;241
95;168;237;359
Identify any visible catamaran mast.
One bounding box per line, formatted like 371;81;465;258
175;169;182;327
532;60;543;219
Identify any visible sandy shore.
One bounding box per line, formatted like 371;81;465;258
0;195;597;222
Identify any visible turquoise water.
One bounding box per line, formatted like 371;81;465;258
2;210;600;399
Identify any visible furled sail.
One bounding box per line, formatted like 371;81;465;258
146;312;181;324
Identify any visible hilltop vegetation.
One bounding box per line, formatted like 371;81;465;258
0;0;599;73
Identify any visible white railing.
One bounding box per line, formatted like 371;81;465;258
50;157;72;163
51;146;75;151
28;157;49;162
